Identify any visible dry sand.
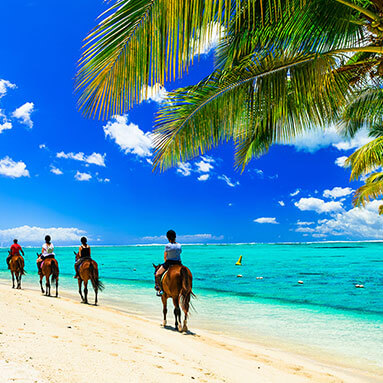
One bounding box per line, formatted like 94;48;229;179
0;282;380;383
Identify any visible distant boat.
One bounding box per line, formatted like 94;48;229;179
235;255;242;266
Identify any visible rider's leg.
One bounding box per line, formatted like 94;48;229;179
36;257;42;275
6;255;12;269
155;266;165;292
74;260;80;278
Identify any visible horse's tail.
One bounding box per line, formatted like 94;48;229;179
16;257;25;275
180;266;195;314
89;261;104;291
50;260;58;282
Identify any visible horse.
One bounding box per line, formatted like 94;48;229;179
8;251;25;289
37;253;59;297
74;251;104;305
153;264;195;332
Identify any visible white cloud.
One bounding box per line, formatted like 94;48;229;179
198;174;209;181
0;110;12;133
103;115;152;157
218;174;239;187
278;200;285;206
39;144;47;150
57;151;106;167
141;233;224;243
323;186;353;199
335;156;348;168
254;217;279;224
296;221;314;226
74;171;91;181
12;102;34;128
177;162;192;176
97;178;110;183
313;200;383;239
140;83;167;104
295;197;343;214
193;22;224;55
0;121;12;134
284;126;373;153
0;79;16;98
296;227;315;233
0;225;86;243
50;166;63;175
0;157;29;178
290;189;300;197
195;156;215;173
333;130;372;150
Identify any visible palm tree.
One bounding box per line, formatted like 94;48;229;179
77;0;383;177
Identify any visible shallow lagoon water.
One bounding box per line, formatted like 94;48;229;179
1;242;382;370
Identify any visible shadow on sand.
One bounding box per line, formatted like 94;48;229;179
163;325;196;336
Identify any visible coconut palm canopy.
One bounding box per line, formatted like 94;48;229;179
77;0;383;206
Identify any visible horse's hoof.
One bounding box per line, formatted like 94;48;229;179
182;326;188;332
178;324;183;332
162;320;167;327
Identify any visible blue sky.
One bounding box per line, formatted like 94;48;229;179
0;0;381;245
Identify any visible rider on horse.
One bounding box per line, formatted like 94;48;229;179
7;239;24;269
154;230;182;296
37;235;55;275
74;236;91;279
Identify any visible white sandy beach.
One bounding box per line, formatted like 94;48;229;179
0;282;380;383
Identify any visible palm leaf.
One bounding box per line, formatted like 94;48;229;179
153;49;355;170
353;171;383;206
347;136;383;179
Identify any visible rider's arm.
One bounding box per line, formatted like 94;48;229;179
78;246;82;258
21;248;24;256
164;250;167;261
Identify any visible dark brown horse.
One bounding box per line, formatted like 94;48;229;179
8;251;25;289
37;253;59;297
153;264;194;332
74;252;104;305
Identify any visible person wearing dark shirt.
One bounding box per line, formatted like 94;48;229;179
74;236;91;278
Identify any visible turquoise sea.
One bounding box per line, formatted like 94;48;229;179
1;242;382;372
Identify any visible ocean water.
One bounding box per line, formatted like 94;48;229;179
1;243;382;371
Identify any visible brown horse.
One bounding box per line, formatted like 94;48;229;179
153;264;194;332
37;253;59;297
8;251;25;289
75;252;104;305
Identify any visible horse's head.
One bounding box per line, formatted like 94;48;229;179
152;263;160;273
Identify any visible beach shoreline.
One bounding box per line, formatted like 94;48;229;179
0;279;380;383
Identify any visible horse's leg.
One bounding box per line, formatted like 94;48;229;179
16;272;20;289
18;272;22;289
181;296;189;332
84;280;88;304
40;275;44;294
91;278;98;305
46;275;50;296
161;295;167;326
55;276;58;297
172;297;182;331
78;278;84;302
11;271;14;288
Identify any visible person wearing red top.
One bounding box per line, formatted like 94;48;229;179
7;239;24;269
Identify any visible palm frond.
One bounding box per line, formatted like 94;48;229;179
153;49;354;170
340;84;383;137
353;171;383;206
347;136;383;179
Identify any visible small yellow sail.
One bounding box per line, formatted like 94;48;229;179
235;255;242;266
